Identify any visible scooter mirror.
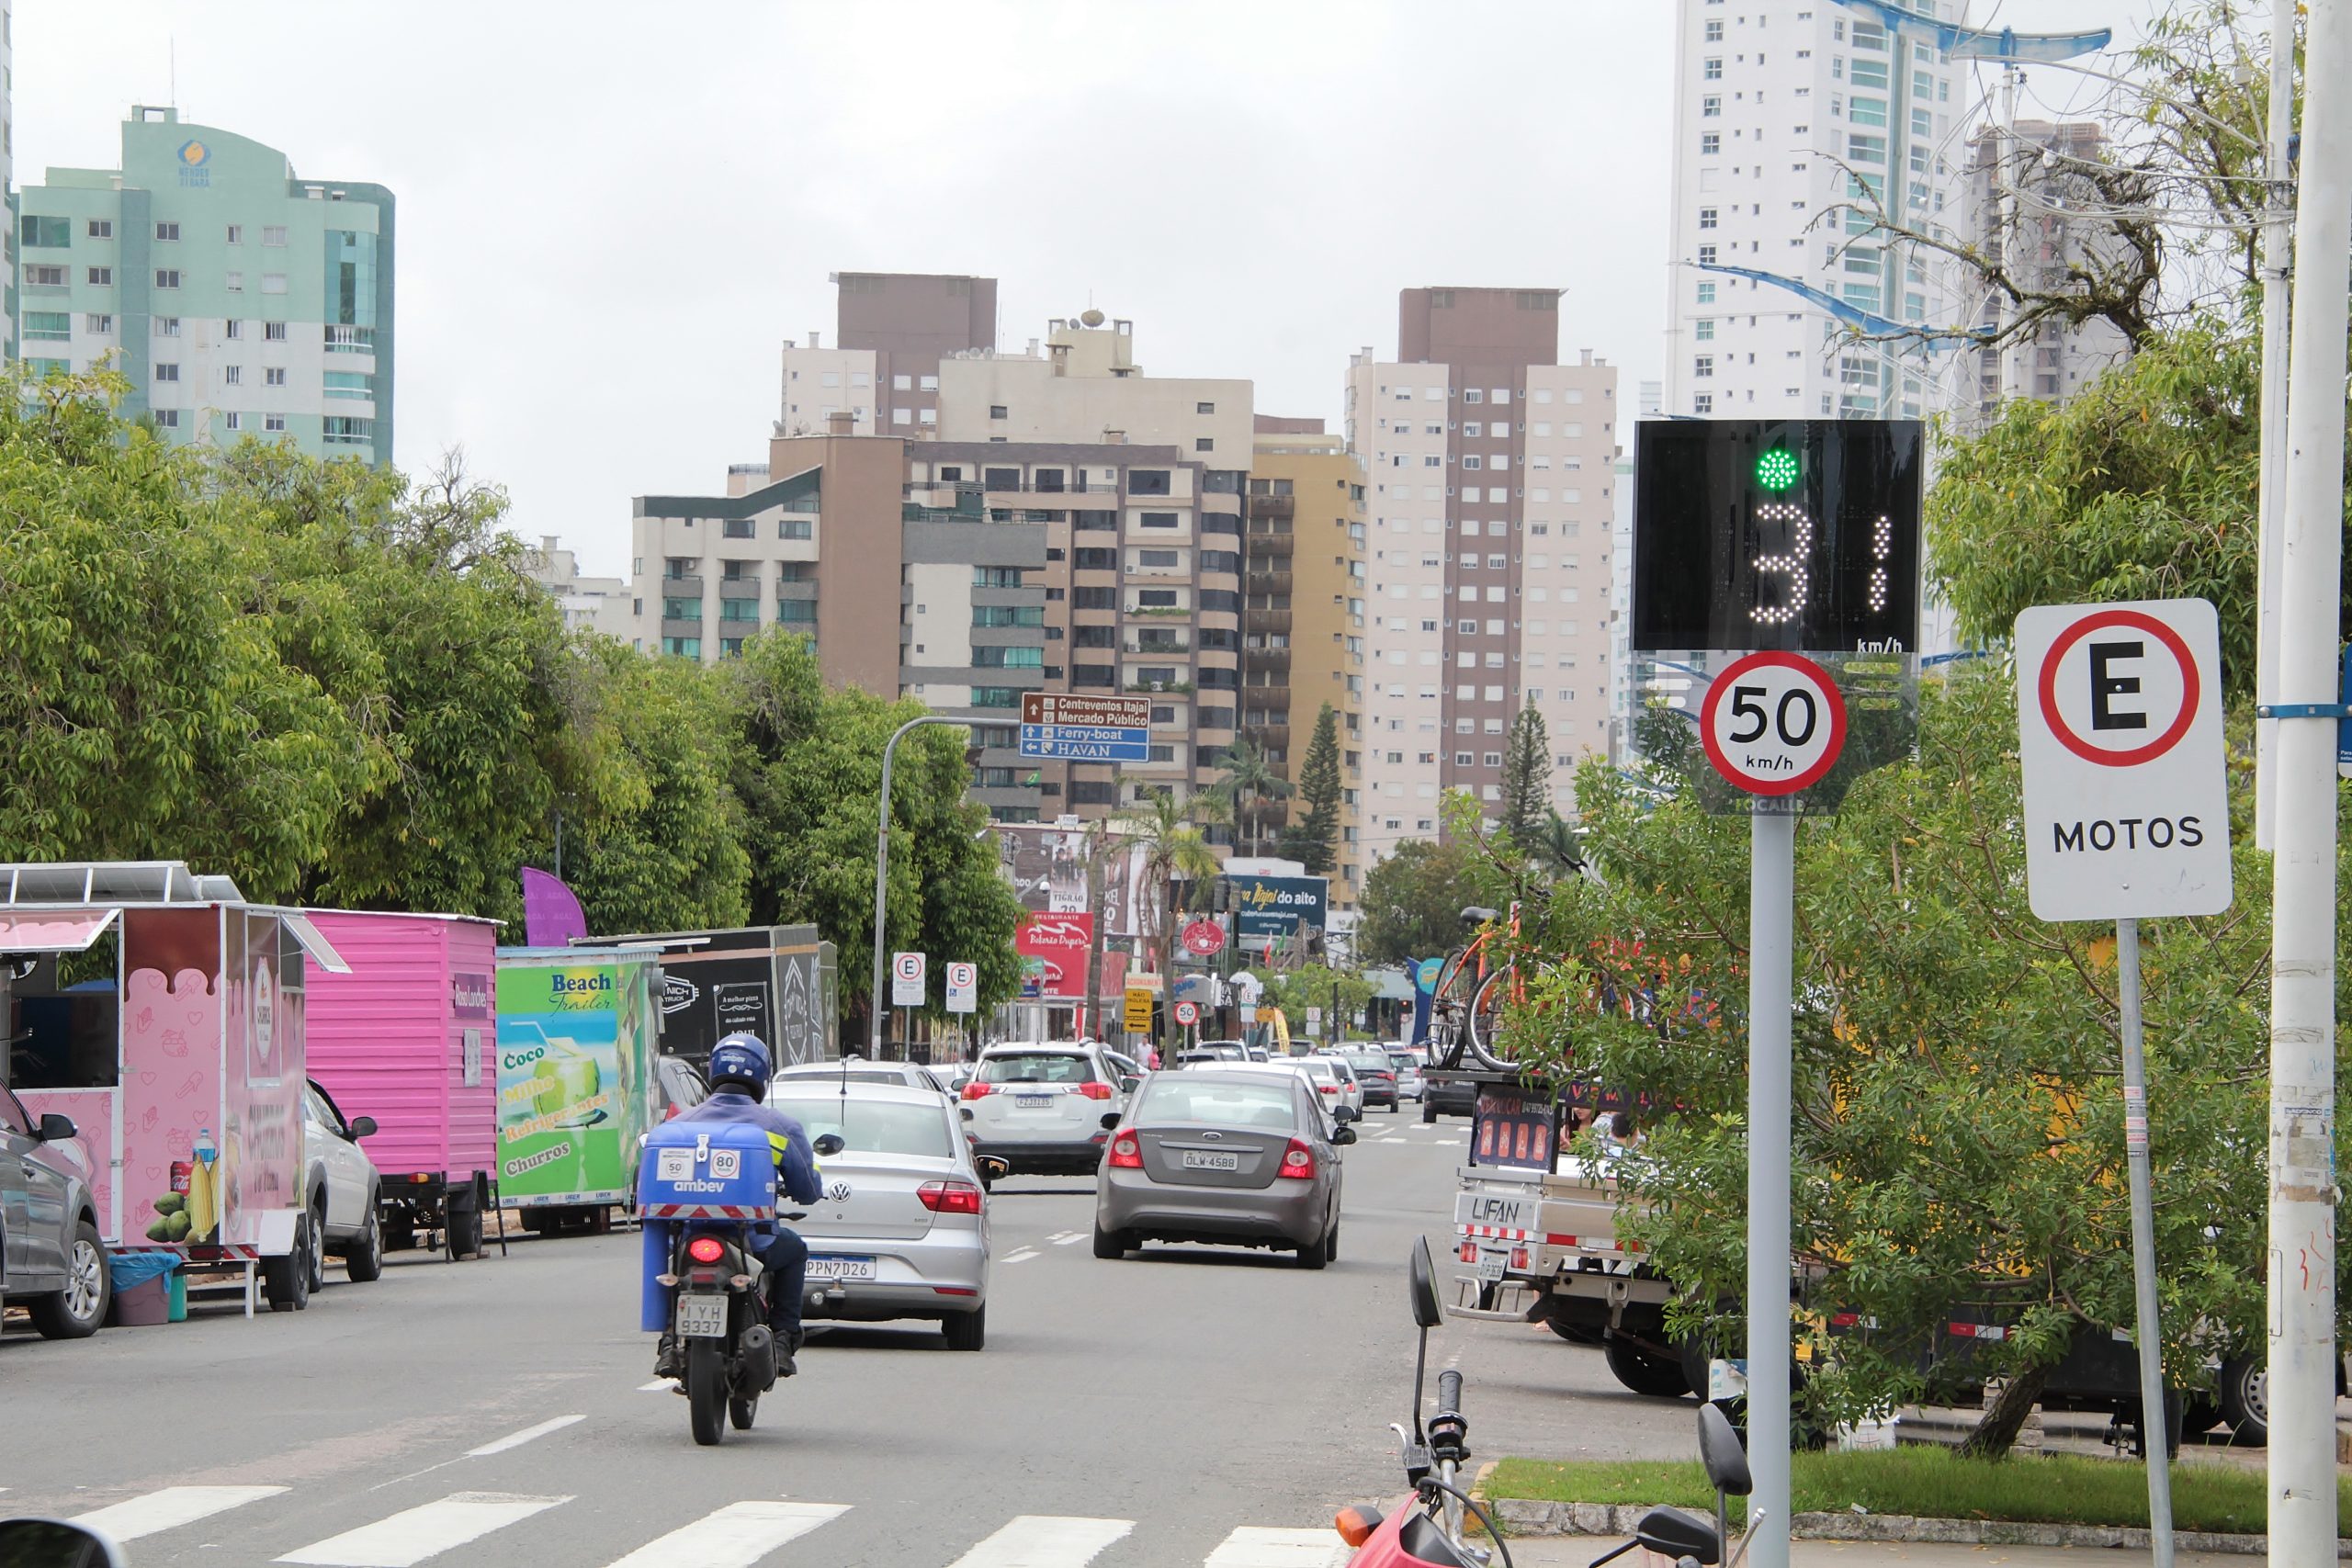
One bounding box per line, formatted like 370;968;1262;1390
1634;1506;1720;1566
1408;1235;1443;1329
1697;1402;1753;1497
0;1519;127;1567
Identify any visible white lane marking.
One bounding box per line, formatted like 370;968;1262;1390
465;1414;585;1456
946;1513;1133;1567
603;1501;849;1567
1003;1247;1042;1264
1050;1232;1089;1246
1046;1230;1084;1243
74;1486;288;1542
638;1380;674;1393
1432;1139;1462;1146
1203;1526;1352;1567
277;1492;571;1566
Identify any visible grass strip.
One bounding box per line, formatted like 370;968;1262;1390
1486;1448;2352;1538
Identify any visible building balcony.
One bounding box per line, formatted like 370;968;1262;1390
1243;610;1289;636
775;580;820;601
1243;570;1294;597
662;617;706;638
1248;493;1295;519
1244;533;1294;560
662;574;706;596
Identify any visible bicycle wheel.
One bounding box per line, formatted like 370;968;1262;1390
1464;964;1516;1068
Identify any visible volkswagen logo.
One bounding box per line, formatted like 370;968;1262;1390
824;1179;854;1203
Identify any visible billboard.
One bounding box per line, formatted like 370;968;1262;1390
493;950;659;1206
1015;911;1092;999
1228;875;1328;943
574;925;837;1069
990;823;1148;939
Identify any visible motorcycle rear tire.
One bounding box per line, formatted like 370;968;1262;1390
729;1393;759;1431
687;1339;727;1446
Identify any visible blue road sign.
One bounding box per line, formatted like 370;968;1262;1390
2339;646;2351;781
1019;724;1150;762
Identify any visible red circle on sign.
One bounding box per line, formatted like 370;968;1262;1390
2035;608;2199;768
1182;919;1226;956
1698;651;1849;796
1174;1001;1199;1025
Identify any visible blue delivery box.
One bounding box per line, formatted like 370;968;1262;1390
638;1121;777;1221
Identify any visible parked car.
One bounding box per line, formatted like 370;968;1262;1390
775;1059;951;1096
959;1043;1136;1176
766;1081;990;1349
932;1061;978;1098
1331;1048;1400;1112
1386;1047;1425;1103
1101;1049;1148;1085
298;1078;384;1300
1094;1066;1355;1266
0;1085;107;1337
655;1054;711;1121
1192;1040;1249;1062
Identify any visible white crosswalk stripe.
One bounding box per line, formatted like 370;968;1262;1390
945;1513;1132;1567
277;1491;571;1566
1202;1526;1352;1567
602;1500;849;1567
74;1485;288;1542
1002;1247;1042;1264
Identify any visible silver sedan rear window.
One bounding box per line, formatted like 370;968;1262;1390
1136;1077;1299;1128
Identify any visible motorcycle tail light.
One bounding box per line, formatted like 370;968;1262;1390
1107;1131;1144;1168
1277;1139;1317;1179
918;1179;984;1214
686;1235;726;1264
1335;1506;1384;1548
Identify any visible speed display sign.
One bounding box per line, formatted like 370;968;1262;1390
1700;652;1848;796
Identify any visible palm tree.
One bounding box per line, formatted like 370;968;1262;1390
1114;786;1230;1058
1213;737;1293;856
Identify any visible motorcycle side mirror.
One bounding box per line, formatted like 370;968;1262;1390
346;1116;379;1141
1634;1506;1720;1566
1697;1402;1752;1497
1408;1235;1443;1330
0;1519;126;1567
811;1134;846;1157
1099;1111;1121;1131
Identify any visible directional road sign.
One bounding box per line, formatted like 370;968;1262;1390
1019;693;1151;762
1699;651;1849;796
944;961;976;1014
2017;599;2232;920
890;950;926;1009
1125;987;1154;1032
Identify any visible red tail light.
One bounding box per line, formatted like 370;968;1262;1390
1318;1083;1339;1095
918;1179;984;1214
686;1235;726;1263
1277;1138;1317;1179
1076;1081;1114;1100
1107;1129;1144;1168
960;1082;994;1100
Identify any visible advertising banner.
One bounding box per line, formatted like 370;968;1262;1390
1014;912;1093;1000
991;824;1148;938
1228;875;1329;942
495;951;658;1204
574;925;834;1069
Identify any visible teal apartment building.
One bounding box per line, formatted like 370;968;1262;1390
16;105;392;463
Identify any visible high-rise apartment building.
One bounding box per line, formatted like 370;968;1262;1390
1344;288;1620;869
17;106;393;462
776;272;995;437
523;536;637;642
1248;420;1368;907
1663;0;1967;423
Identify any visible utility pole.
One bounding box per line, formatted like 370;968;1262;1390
2255;0;2297;847
1082;823;1109;1043
868;716;962;1059
1996;66;2030;405
2267;5;2349;1564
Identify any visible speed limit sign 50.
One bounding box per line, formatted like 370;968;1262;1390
1700;651;1848;796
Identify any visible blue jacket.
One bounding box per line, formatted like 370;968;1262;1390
674;1091;822;1206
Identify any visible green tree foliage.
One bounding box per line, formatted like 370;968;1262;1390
1259;962;1380;1046
1283;704;1341;875
1498;702;1551;841
1215;736;1291;856
1356;838;1497;968
1113;786;1227;1055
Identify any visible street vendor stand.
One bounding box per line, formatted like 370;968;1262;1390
494;945;662;1234
1;862;350;1315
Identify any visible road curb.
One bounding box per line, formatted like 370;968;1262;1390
1486;1498;2352;1557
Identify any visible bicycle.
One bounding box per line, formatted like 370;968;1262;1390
1426;905;1519;1071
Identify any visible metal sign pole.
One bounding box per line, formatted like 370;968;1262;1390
1747;802;1795;1568
2114;917;2175;1568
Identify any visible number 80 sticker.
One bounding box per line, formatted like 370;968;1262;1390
1699;651;1849;796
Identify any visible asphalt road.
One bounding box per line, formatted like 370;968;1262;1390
0;1107;1703;1567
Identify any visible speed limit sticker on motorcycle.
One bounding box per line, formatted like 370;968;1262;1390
710;1149;740;1179
1700;651;1847;796
657;1148;695;1182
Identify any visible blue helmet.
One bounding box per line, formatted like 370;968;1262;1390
707;1033;774;1099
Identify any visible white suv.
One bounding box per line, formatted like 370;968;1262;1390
959;1043;1136;1176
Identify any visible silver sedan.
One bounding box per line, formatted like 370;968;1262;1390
765;1082;991;1350
1091;1067;1354;1269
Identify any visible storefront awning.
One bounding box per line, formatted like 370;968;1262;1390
0;908;120;953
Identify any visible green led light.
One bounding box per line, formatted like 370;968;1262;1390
1756;447;1800;492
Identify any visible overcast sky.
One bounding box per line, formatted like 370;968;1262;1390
24;1;2154;575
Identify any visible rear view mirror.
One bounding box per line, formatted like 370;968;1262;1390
1634;1506;1719;1565
1333;1104;1360;1123
346;1116;379;1140
1408;1235;1443;1329
0;1519;126;1566
811;1133;846;1157
35;1112;77;1143
1118;1076;1140;1094
1332;1126;1357;1146
1696;1402;1753;1496
1099;1111;1121;1131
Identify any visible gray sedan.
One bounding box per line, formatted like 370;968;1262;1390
1091;1067;1354;1269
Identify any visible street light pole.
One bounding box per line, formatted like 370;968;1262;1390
869;716;963;1060
2255;0;2298;847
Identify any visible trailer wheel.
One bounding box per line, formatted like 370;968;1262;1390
264;1215;314;1312
447;1192;483;1261
1605;1333;1695;1398
344;1200;384;1283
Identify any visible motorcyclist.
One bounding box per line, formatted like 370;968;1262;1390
662;1032;822;1376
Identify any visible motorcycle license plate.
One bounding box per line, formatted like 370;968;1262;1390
674;1294;729;1339
1475;1250;1510;1284
1182;1150;1240;1171
1014;1094;1054;1109
806;1255;878;1282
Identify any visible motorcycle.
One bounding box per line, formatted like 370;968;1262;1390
1588;1403;1760;1568
638;1120;844;1447
1331;1237;1515;1567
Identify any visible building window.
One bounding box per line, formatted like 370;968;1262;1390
153;410;180;429
263;226;288;246
1194;437;1214;452
22;265;63;288
662;637;701;659
153;363;179;383
1195;401;1215;414
225;271;243;292
1698;207;1718;230
1703;57;1723;78
1701;132;1721;155
265;367;288;387
776;600;817;624
1693;394;1713;414
155;316;181;338
226;320;244;340
264;414;288;432
1702;95;1721;117
86;219;113;240
225;224;243;244
1705;18;1724;39
85;266;111;287
1697;244;1716;265
989;404;1008;420
154;221;179;242
1695;319;1714;341
920;374;938;390
322;416;373;446
153;269;181;290
20;311;71;343
261;273;288;295
85;313;112;333
222;366;243;387
265;321;288;341
1696;282;1716;304
223;412;243;432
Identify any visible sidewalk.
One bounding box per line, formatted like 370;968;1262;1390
1504;1540;2251;1567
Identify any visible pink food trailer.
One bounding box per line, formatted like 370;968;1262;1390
1;861;351;1315
302;909;502;1261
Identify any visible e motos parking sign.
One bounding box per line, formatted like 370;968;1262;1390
2016;599;2232;921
